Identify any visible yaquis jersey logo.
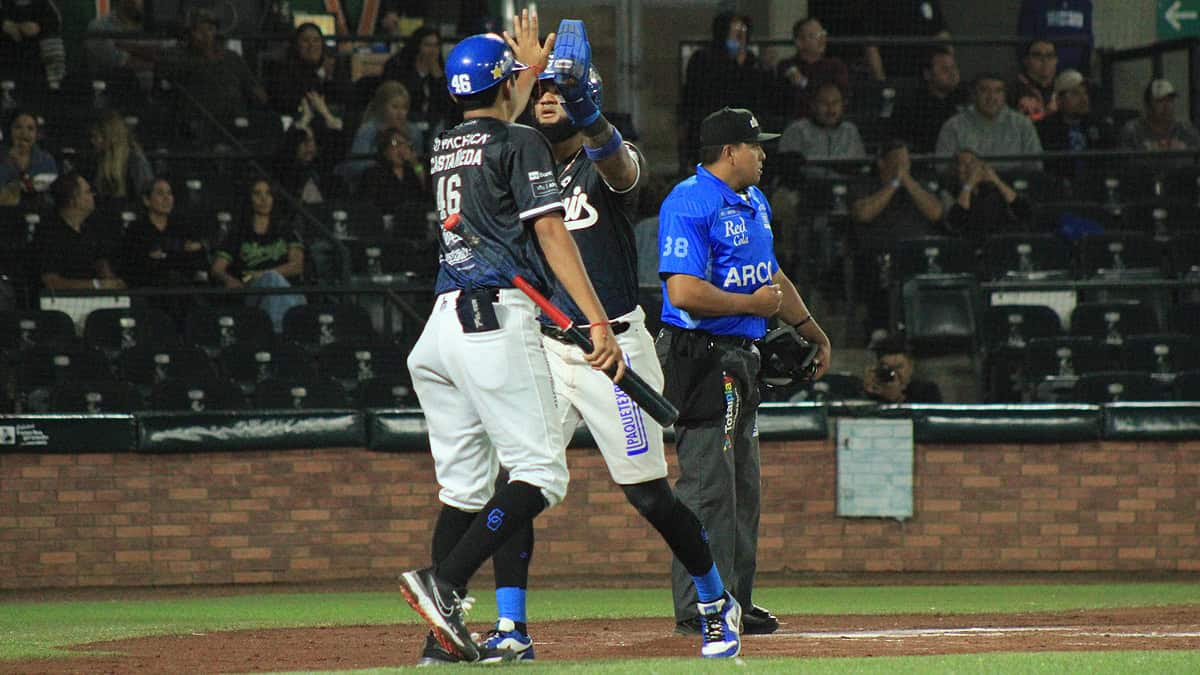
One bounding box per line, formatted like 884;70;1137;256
563;185;599;231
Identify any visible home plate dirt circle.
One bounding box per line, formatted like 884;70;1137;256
8;606;1200;674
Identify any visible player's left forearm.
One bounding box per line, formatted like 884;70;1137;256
582;116;638;191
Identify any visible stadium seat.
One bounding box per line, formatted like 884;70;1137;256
1073;170;1155;207
185;306;275;356
1034;201;1120;234
1069;301;1159;345
1025;336;1115;379
1070;371;1163;403
84;307;179;360
1174;370;1200;400
891;237;975;285
219;340;315;393
347;239;428;279
1120;200;1200;240
358;375;418;408
282;303;377;351
0;310;77;352
16;345;113;412
1170;302;1200;337
1167;233;1200;279
998;170;1057;206
982;234;1072;280
306;200;386;240
1075;232;1164;278
317;340;408;394
984;304;1062;350
49;380;141;413
900;274;981;355
1123;334;1200;374
1162;166;1200;204
148;376;247;412
254;376;350;409
117;345;216;396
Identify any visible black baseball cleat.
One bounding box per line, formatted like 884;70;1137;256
416;630;461;667
674;616;702;635
742;604;780;634
398;568;480;662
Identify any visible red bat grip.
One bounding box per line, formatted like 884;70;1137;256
512;275;573;329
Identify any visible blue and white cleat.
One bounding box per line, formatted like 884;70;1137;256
477;618;535;663
698;590;742;658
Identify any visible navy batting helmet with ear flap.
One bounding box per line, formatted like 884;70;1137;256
539;52;603;110
445;34;528;95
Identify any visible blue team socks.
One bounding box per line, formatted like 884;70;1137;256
693;563;725;603
496;586;528;626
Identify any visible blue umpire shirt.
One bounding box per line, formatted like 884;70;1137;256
657;164;779;340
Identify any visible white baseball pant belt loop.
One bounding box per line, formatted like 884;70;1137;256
409;286;569;512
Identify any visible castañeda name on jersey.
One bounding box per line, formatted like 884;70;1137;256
562;184;599;231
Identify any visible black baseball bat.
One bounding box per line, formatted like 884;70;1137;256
443;214;679;427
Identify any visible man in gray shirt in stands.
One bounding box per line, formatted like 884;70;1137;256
936;74;1043;171
778;82;866;179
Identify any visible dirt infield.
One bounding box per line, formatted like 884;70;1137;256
8;606;1200;674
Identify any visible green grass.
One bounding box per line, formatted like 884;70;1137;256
2;584;1200;665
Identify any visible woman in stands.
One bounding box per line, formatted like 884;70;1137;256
340;81;421;188
209;178;306;332
356;127;429;228
87;110;153;208
0;109;57;208
381;26;454;153
122;177;207;288
264;22;349;118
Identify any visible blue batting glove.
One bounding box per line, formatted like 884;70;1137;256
553;19;600;127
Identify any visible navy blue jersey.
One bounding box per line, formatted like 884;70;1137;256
658;165;779;340
432;117;565;294
544;142;644;325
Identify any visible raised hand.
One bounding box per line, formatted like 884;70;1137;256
551;19;600;126
503;8;554;75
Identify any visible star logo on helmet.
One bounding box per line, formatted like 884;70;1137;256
491;63;504;80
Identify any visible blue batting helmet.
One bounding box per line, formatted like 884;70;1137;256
446;34;527;96
539;54;603;110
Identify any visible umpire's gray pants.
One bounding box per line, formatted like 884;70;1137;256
656;330;762;622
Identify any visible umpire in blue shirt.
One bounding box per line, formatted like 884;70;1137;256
656;107;832;635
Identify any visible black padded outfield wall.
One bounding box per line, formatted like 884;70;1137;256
0;415;138;453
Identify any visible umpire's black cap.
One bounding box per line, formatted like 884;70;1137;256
700;107;780;147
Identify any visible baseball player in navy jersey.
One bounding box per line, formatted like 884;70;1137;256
468;20;744;663
657;107;833;637
398;18;626;664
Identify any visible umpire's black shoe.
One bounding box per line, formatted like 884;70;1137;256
399;568;479;662
674;616;702;635
416;630;461;667
742;604;780;634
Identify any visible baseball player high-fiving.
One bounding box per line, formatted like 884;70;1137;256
477;19;743;662
398;14;623;665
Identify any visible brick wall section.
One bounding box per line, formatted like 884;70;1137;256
2;439;1199;589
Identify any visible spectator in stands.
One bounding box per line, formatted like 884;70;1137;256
850;140;944;338
940;149;1031;251
864;0;951;82
85;110;153;207
210;178;305;332
157;9;268;148
0;0;63;95
1121;79;1200;165
890;47;966;153
861;334;943;403
1009;39;1058;121
773;17;849;121
85;0;161;96
0;109;56;208
344;81;421;186
264;22;350;120
121;177;206;287
357;127;429;225
778;82;865;178
936;74;1044;171
678;12;771;171
382;26;454;154
36;171;125;291
1018;0;1093;74
272;123;346;208
1036;70;1116;180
